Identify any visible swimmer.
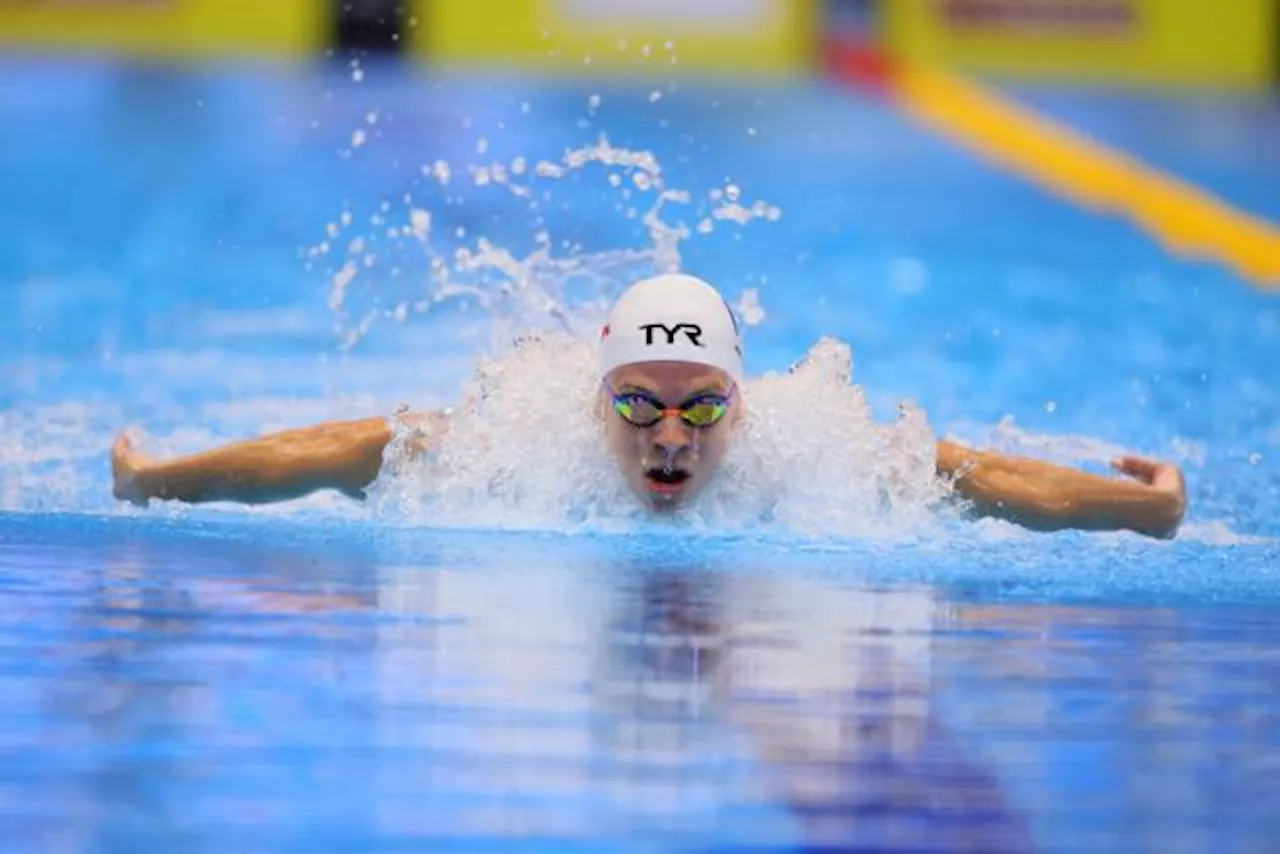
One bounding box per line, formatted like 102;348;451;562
110;274;1187;538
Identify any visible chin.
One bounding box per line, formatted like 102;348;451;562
649;489;687;507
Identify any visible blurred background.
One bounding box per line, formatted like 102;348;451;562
0;1;1273;85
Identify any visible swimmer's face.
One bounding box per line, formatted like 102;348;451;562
600;361;741;509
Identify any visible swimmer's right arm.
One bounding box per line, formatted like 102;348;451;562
111;412;438;506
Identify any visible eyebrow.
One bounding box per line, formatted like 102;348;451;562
613;384;729;401
681;385;730;399
613;383;656;395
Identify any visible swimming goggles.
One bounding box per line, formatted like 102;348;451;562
605;384;737;429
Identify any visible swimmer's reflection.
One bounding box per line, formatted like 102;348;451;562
45;542;1031;850
595;570;1035;853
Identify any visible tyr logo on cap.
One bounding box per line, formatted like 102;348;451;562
639;322;704;347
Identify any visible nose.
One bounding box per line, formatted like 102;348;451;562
650;414;692;462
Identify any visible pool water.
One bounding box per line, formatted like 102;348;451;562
1;57;1278;852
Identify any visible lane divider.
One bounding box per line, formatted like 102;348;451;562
830;45;1280;289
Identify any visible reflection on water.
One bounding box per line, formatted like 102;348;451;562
2;521;1279;852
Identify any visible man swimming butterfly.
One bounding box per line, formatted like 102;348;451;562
110;274;1187;538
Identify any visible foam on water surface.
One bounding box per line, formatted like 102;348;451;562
368;333;947;540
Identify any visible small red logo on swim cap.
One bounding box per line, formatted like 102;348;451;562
601;323;611;339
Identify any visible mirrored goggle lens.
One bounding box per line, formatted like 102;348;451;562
612;394;728;428
613;395;663;426
680;399;727;427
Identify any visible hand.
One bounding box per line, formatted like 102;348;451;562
1111;455;1187;536
111;432;154;506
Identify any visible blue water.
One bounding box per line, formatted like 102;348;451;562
1;57;1279;852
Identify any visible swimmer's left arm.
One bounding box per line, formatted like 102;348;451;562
935;439;1186;539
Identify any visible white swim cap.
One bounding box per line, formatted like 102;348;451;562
598;273;743;384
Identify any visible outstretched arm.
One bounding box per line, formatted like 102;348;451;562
111;412;439;506
936;439;1186;539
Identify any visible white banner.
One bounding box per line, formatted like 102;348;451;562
556;0;776;30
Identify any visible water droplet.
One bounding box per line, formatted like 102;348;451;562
409;209;430;239
735;288;767;327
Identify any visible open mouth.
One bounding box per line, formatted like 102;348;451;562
645;468;690;488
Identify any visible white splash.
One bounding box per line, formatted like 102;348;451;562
698;338;947;539
944;416;1134;466
323;130;939;536
734;288;766;327
369;333;634;531
368;336;947;540
1176;521;1280;546
325;134;781;353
